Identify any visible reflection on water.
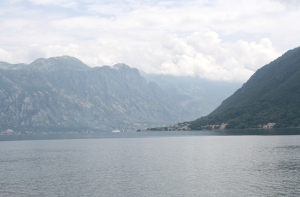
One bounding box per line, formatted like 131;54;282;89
0;131;300;196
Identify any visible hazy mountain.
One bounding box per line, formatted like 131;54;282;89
189;46;300;129
0;61;27;70
0;56;184;132
28;56;89;71
141;73;242;120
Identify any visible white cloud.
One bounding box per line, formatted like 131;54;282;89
29;0;78;8
13;29;277;82
144;30;279;81
274;0;300;9
0;48;12;62
0;0;299;82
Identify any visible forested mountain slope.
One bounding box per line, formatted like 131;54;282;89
189;46;300;129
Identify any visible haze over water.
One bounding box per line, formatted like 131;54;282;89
1;131;300;196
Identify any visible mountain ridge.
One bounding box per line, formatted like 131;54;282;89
0;56;184;132
189;46;300;129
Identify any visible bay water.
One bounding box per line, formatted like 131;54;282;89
1;130;300;196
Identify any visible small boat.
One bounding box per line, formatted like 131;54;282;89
111;129;121;133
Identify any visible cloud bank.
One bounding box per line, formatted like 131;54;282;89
1;0;299;81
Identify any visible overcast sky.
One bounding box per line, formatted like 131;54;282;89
0;0;299;82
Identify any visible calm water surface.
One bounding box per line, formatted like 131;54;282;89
1;131;300;196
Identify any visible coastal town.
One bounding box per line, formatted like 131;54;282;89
0;122;278;135
140;122;277;131
138;122;191;132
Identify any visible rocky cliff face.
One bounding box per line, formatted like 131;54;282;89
0;56;182;132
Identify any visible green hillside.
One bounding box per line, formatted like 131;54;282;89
189;46;300;129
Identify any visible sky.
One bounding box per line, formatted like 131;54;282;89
0;0;300;82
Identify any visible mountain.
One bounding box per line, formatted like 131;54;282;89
0;56;184;133
189;46;300;130
0;61;27;70
141;73;241;120
28;56;89;71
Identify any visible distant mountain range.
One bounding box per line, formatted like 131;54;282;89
141;73;241;120
189;46;300;129
0;56;184;132
0;56;242;133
